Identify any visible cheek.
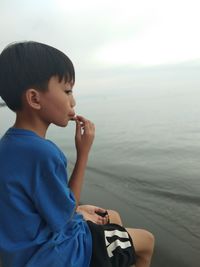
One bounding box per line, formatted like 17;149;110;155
51;94;67;109
41;92;71;116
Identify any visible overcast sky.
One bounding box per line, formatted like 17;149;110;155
0;0;200;96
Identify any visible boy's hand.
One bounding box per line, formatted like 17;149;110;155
74;115;95;158
77;205;109;225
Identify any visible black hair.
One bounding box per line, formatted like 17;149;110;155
0;41;75;111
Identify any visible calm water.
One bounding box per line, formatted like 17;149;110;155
0;86;200;266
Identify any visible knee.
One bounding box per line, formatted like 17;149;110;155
108;209;120;219
107;209;123;225
143;230;155;256
127;228;155;263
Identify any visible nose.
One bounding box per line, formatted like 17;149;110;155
71;95;76;108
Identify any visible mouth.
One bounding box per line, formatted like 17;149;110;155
69;114;76;121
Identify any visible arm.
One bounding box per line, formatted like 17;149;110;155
68;115;95;207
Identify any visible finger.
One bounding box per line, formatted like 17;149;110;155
76;115;88;123
97;217;105;225
103;216;109;225
76;116;94;131
75;119;82;138
104;215;110;224
88;122;95;133
85;122;95;136
82;120;91;134
95;207;107;214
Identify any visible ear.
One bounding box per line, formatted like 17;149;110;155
25;89;41;110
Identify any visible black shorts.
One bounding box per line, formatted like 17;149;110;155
87;221;136;267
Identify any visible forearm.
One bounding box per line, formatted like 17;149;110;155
69;115;95;207
68;154;88;207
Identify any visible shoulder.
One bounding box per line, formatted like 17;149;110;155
1;130;67;166
45;139;67;164
28;137;67;166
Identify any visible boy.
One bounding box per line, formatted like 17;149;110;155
0;41;154;267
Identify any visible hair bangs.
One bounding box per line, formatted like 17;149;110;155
45;45;75;85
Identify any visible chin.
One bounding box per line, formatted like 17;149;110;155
55;120;69;127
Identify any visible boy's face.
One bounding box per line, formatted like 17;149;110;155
38;75;76;127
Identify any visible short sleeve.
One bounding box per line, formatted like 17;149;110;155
33;155;76;232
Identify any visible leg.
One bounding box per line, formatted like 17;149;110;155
107;209;123;226
126;228;155;267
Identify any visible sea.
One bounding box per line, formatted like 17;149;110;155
0;78;200;267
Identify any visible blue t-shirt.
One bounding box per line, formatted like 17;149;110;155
0;128;92;267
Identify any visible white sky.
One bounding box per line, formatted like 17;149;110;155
0;0;200;95
1;0;200;65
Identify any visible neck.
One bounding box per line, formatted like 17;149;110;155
14;111;49;138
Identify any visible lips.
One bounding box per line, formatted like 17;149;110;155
69;113;76;120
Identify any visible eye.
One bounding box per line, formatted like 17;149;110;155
64;89;73;95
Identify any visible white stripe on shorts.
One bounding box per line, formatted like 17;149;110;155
104;229;132;258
